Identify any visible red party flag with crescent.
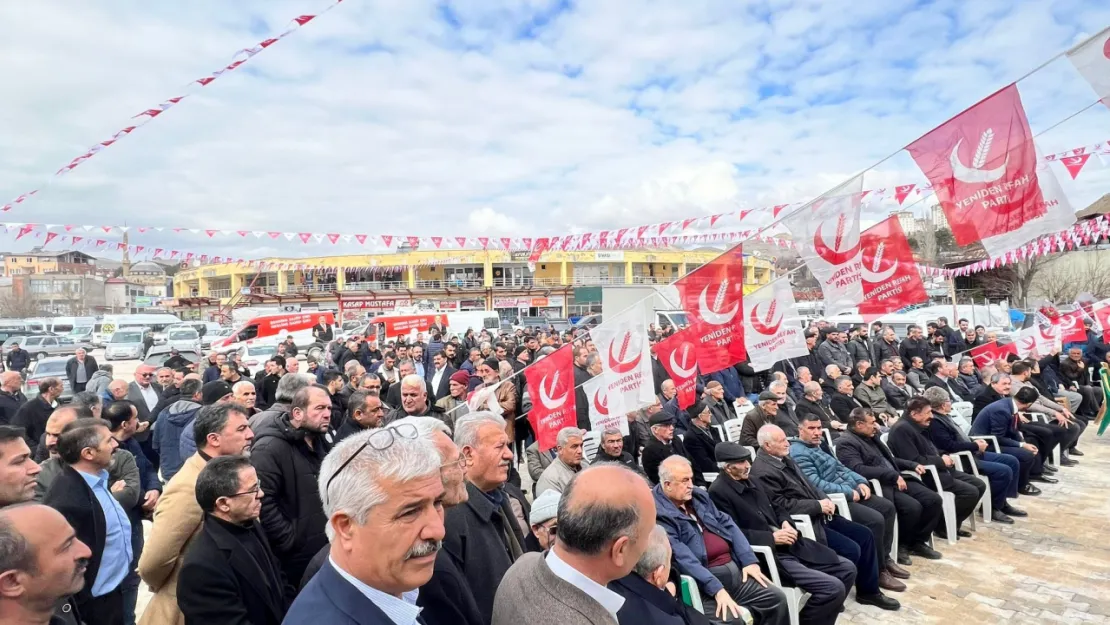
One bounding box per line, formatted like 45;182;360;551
742;277;808;371
525;345;577;451
652;328;700;410
859;216;929;320
673;246;747;374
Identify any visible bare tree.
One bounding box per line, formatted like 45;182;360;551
978;256;1048;309
1029;252;1110;303
0;291;43;318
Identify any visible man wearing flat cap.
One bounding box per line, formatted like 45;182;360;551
640;411;690;486
738;391;784;447
709;443;855;625
682;401;722;486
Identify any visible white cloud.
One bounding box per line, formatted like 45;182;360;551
0;0;1108;261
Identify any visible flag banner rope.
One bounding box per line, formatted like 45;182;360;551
0;0;345;213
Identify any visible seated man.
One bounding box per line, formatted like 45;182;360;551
881;371;915;412
534;427;588;497
591;428;642;474
795;382;845;438
970;387;1054;490
749;425;900;611
1012;360;1081;464
789;414;905;590
922;387;1030;518
828;377;863;424
886;397;986;540
709;443;855;625
609;525;720;625
853;368;896;424
738;392;782;448
835;408;943;564
653;455;790;625
1059;346;1101;423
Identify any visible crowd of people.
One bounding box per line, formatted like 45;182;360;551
0;313;1099;625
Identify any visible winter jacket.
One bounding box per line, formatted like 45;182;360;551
816;340;852;372
5;349;30;372
854;382;895;416
958;372;984;396
154;400;202;482
705;367;744;403
0;390;26;425
250;411;332;586
873;338;900;365
847;337;872;366
788;440;866;497
898;337;930;369
85;370;114;397
652;485;757;597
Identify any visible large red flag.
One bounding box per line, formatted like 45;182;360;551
858;216;929;319
673;246;746;374
968;341;1017;368
1056;308;1088;344
525;345;577;451
906;84;1070;256
652;329;700;410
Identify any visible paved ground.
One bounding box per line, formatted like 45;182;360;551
125;368;1110;624
841;429;1110;624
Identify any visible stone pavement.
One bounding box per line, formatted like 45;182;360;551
841;429;1110;624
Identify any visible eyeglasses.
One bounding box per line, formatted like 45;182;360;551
440;454;466;471
228;486;262;498
139;373;153;378
324;424;419;503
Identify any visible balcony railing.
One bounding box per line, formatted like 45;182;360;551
343;281;402;291
631;276;666;285
207;289;232;299
492;277;534;288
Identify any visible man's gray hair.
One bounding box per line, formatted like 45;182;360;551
990;372;1010;384
585;353;601;370
98;363;114;373
398;359;416;371
835;376;853;390
343;360;363;377
958;358;974;368
401;374;425;389
796;366;810;377
275;373;314;404
391;415;451;439
453;411;506;449
601;428;623;440
231;380;255;393
922;386;952;409
319;428;441;541
633;525;671;579
768;380;787;392
824;364;840;377
657;455;691;483
756;424;784;449
802;381;821;397
556;427;585;448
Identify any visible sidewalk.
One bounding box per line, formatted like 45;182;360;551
842;430;1110;624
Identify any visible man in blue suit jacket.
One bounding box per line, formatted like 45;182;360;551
969;387;1049;495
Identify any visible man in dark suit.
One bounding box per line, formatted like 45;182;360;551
834;408;943;563
881;371;914;412
126;366;164;471
795;382;845;438
177;456;290;625
886;397;985;540
970;387;1052;491
709;443;855;625
426;350;456;403
828;377;863;423
748;424;899;611
972;375;1059;481
43;418;132;625
924;361;973;403
284;426;445;624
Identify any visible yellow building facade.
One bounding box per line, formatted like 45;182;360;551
171;248;774;320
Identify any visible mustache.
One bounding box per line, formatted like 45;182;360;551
74;558;89;578
405;540;442;560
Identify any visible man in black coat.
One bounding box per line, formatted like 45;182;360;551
177;456;291;625
572;345;592;431
681;401;721;485
885;397;984;540
795;382;845;438
709;442;854;625
64;348;98;393
592;428;643;475
13;379;63;450
828;377;863;423
0;371;27;425
640;411;692;486
924;361;974;403
897;325;929;370
834;408;943;562
608;525;715;625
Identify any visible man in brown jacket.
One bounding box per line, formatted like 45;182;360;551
137;403;254;625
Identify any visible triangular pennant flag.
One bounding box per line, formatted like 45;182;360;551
1061;153;1092;180
355;234;367;245
312;233;325;243
658;222;672;235
681;218;697;230
327;233;340;244
478;237;489;249
894;184;916;205
205;230;219;237
773;204;789;218
501;237;511;249
431;236;443;248
381;235;393;247
455;236;467;248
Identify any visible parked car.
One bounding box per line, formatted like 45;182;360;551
143;345;203;370
2;335;92;361
23;357;73;403
231;342;282;370
162;327;202;353
104;329;150;361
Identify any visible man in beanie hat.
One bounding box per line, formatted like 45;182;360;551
525;490;560;553
179;380;235;460
436;369;472;430
682;401;722;485
709;443;858;624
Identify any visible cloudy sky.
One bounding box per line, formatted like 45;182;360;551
1;0;1109;260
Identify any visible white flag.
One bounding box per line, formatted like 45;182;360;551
743;277;809;371
583;375;630;436
591;301;656;414
1014;326;1040;359
782;176;864;316
1068;28;1110;109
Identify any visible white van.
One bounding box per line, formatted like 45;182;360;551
93;314;182;347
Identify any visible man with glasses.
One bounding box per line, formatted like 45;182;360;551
177;456;289;625
139;403;254;625
250;384;334;587
126;366;163;472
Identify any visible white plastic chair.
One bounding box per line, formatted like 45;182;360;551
821;428;835;452
751;545;811;625
790;514;817;540
951;401;973;420
903;465;958;545
969;434;1001;453
702;472;719;484
735;402;755;418
827;492;851;519
869;479;900;559
745;446;757;459
724;419;745;444
581;431;600;463
951;451;991;526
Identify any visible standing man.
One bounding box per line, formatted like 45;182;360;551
4;341;30;374
43;418;131;625
251;385;334;587
534;427;587;497
0;371;27;425
572;346;592;431
176;456;290;625
258;356;287;410
139;403;255;625
13;378;63;450
65;348;98;394
127;366;163;471
427;350;456;403
335;390;385;442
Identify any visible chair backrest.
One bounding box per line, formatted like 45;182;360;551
821;427;835;452
702;472;719;483
880;431;889;446
724;419;744;443
745;445;757;458
679;575;704;613
735;402;754;418
952;401;973;420
582;431;601;463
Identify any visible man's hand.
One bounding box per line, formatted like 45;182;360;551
1022;442;1038;453
772;528;797;545
819;499;836;515
135;421;150;433
975;439;988;453
896;476;908;491
914;464;927;475
110;480;126;493
857;483;871;500
831;420;847;431
941;454;954;468
851;490;860;502
714;589;744;622
1019;414;1030;424
741;563;771;588
142;490;160;511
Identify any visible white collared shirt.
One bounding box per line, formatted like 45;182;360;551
432;367;445;395
329;556;422;625
545;548;625;620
